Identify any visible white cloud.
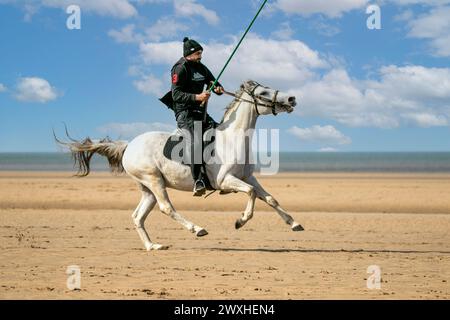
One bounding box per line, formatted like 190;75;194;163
274;0;368;18
309;17;341;37
296;69;386;127
145;17;189;41
271;22;294;40
139;41;181;65
296;65;450;128
109;18;188;44
288;125;352;145
15;77;59;103
390;0;450;5
108;24;143;44
394;9;414;22
205;35;328;88
403;113;448;127
139;34;328;89
375;65;450;101
127;65;142;76
273;0;450;19
51;0;137;18
22;3;39;22
131;0;171;4
0;0;137;19
97;122;175;139
318;147;338;152
0;83;6;92
133;73;165;96
174;0;219;25
406;6;450;57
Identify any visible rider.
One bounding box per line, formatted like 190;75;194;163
170;37;224;196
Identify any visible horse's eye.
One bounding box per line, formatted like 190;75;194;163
260;91;269;96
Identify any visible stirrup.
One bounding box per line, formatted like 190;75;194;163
193;180;206;197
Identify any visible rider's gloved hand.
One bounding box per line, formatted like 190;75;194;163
196;91;211;103
214;86;224;95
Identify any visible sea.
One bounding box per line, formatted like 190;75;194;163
1;152;450;173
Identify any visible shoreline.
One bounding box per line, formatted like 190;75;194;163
2;151;450;174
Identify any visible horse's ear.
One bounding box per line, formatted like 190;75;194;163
242;79;253;89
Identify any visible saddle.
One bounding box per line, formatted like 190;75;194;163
163;130;216;191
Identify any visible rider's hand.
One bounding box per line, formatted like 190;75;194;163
214;86;224;95
196;91;211;104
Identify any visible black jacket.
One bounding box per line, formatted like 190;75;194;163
170;57;222;117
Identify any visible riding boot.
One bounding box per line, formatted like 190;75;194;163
192;164;205;196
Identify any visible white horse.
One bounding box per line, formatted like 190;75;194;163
57;80;304;250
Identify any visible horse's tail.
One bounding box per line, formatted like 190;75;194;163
54;129;128;177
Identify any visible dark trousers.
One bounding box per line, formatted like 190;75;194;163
176;110;217;181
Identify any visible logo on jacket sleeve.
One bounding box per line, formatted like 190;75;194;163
172;74;178;84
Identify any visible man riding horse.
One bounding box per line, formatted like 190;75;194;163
168;37;224;196
56;2;304;251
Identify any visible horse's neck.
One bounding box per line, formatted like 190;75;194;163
221;93;258;132
213;94;258;165
234;101;258;130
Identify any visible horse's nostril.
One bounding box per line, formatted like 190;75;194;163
288;96;295;103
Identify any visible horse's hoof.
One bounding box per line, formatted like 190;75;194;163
147;243;170;251
235;219;243;230
292;223;304;232
196;229;208;237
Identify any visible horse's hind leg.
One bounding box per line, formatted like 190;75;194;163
139;174;208;237
246;176;304;231
132;184;169;251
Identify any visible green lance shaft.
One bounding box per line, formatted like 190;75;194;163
203;0;268;121
209;0;268;92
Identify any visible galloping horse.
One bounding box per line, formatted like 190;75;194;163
56;80;304;250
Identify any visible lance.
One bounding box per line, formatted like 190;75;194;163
203;0;268;123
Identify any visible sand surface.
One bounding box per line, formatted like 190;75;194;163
0;171;449;299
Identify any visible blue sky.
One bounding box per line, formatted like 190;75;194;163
0;0;449;152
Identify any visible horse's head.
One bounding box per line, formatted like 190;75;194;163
240;80;297;116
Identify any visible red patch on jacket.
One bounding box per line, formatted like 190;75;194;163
172;74;178;84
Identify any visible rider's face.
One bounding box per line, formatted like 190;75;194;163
187;50;202;63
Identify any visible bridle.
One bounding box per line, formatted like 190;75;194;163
222;82;291;116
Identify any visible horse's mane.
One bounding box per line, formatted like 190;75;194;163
220;86;245;124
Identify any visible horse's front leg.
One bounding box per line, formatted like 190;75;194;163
246;175;304;231
219;174;256;229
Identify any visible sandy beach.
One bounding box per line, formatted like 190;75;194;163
1;171;449;299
